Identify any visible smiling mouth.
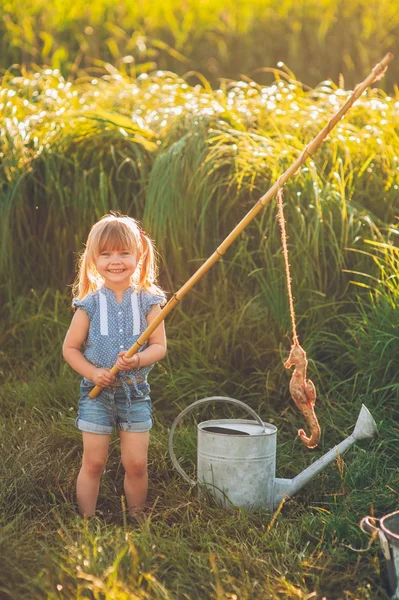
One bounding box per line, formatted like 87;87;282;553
108;269;125;273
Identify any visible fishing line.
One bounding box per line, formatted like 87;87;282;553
276;187;298;346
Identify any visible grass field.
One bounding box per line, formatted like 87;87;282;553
0;62;398;599
1;0;399;90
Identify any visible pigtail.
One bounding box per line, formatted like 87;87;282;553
72;248;95;301
138;233;164;296
72;224;101;302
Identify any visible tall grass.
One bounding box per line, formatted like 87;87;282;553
1;0;399;90
342;240;399;404
1;68;398;299
1;66;398;412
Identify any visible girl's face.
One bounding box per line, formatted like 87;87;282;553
95;248;138;288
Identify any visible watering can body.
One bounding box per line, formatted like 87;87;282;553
197;418;277;510
169;397;378;511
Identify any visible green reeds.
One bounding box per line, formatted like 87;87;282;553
2;68;397;300
1;67;398;410
1;67;397;405
1;0;399;89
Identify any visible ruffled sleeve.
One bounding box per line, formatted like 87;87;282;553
140;290;166;317
72;293;97;320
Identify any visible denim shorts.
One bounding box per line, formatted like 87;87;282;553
76;379;152;435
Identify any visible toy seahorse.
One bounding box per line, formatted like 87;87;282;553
284;342;321;448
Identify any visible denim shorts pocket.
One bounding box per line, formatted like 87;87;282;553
80;380;95;400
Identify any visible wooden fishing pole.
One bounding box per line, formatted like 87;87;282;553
89;52;393;399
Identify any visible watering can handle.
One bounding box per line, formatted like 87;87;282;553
360;516;392;560
360;516;381;535
168;396;265;485
360;515;394;573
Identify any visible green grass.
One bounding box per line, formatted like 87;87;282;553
1;68;398;299
1;253;398;598
0;365;398;599
1;0;399;90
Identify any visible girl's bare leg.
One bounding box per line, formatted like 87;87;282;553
76;432;110;517
119;430;150;512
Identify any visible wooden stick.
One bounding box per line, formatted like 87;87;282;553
89;52;393;399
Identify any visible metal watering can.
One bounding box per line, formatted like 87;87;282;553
360;512;399;599
169;397;378;511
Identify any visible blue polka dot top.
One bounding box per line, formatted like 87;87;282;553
73;285;166;385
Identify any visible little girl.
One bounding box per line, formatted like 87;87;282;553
63;214;167;518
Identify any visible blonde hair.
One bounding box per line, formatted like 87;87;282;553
73;213;164;300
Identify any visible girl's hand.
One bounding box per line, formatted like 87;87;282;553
116;351;139;371
91;368;116;386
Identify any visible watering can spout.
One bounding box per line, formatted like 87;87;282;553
273;404;377;508
352;404;378;441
